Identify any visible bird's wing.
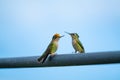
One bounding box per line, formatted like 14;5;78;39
37;43;51;63
38;42;56;63
37;51;49;63
77;39;85;52
40;52;49;63
41;43;54;63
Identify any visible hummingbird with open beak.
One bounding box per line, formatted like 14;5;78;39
37;33;64;64
65;32;85;53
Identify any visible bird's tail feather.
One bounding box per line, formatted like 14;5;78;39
41;54;49;64
38;55;44;62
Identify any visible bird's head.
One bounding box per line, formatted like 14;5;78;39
52;33;64;40
65;32;79;39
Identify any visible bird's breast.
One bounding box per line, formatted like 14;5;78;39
72;39;77;45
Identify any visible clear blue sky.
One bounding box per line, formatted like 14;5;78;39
0;0;120;80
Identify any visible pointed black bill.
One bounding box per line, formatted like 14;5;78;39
64;31;71;35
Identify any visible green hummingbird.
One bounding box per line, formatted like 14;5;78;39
65;32;85;53
38;33;64;63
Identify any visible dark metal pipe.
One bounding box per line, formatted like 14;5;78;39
0;51;120;68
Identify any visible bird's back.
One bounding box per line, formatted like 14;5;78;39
72;38;85;53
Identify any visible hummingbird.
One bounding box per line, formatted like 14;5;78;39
37;33;64;64
65;32;85;53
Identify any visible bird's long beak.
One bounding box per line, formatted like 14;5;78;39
64;31;71;35
60;35;64;38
